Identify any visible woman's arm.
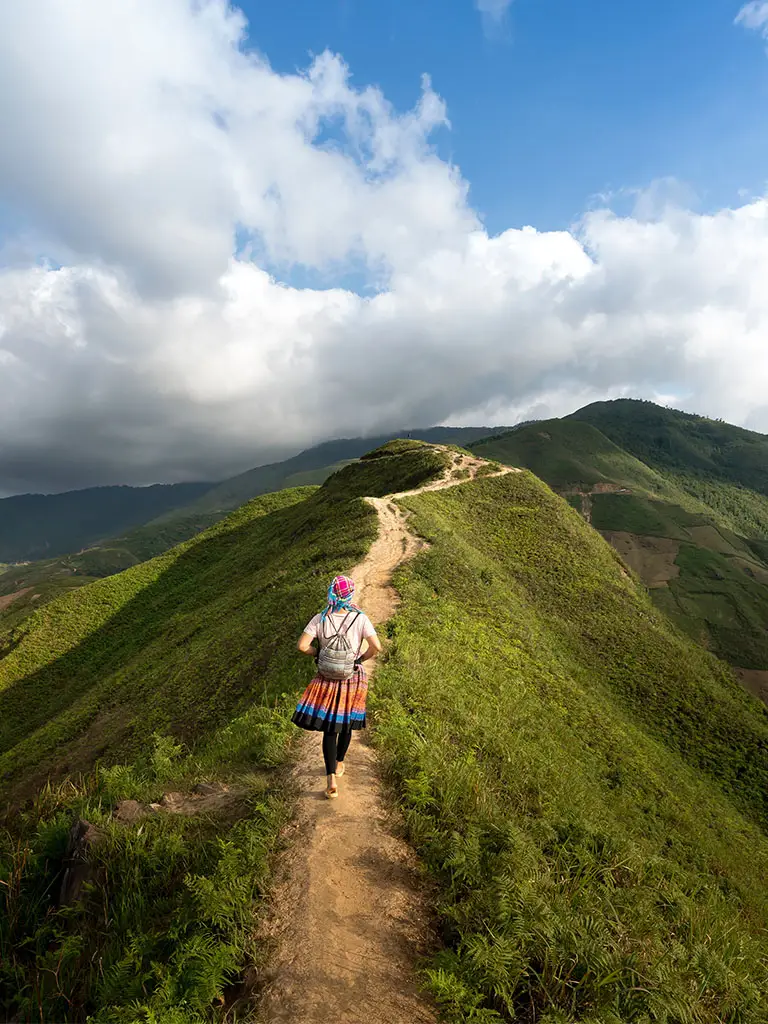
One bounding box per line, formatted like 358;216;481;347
297;631;317;655
357;632;382;663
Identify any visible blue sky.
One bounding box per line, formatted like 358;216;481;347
240;0;768;232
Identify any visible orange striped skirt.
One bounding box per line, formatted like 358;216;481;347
292;668;368;733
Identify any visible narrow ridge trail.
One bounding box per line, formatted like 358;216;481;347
256;451;515;1024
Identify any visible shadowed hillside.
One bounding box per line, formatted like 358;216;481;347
0;482;212;563
572;398;768;496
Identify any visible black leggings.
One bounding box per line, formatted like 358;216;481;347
322;729;352;775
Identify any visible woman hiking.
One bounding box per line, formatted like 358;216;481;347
293;575;382;799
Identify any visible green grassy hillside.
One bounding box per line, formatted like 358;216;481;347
473;411;768;674
0;510;237;636
0;442;449;1021
0;485;315;799
572;398;768;497
373;471;768;1022
0;559;96;632
184;426;504;515
4;441;768;1021
0;442;447;798
473;419;666;493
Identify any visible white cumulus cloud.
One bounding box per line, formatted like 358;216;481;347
0;0;767;494
736;1;768;33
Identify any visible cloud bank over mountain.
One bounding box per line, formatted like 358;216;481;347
1;0;767;493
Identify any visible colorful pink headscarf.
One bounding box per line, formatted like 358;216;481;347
322;575;357;620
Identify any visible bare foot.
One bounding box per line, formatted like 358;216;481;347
325;774;338;799
336;762;345;778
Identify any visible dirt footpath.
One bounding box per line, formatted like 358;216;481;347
256;451;513;1024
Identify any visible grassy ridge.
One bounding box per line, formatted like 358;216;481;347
1;482;358;1021
0;514;232;635
571;399;768;497
0;560;96;632
326;439;450;497
186;427;500;514
0;441;447;1021
0;433;456;632
0;429;502;568
372;472;768;1021
0;486;324;800
77;510;230;571
472;419;665;493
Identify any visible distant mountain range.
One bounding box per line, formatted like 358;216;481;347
0;482;213;563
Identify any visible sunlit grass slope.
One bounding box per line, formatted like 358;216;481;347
0;442;449;1022
473;419;667;494
372;471;768;1022
473;417;768;672
572;398;768;497
6;439;768;1022
0;486;320;802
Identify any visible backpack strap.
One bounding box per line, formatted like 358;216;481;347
340;611;361;636
320;609;360;642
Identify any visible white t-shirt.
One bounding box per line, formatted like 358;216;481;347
303;609;377;656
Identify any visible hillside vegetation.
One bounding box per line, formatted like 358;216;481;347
185;427;504;516
373;470;768;1022
572;398;768;496
0;558;96;633
0;510;247;636
0;443;449;1021
473;404;768;676
4;440;768;1021
473;420;665;494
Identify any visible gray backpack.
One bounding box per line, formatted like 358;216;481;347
317;611;360;681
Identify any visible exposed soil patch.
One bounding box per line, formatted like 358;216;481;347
735;668;768;708
0;587;32;612
562;484;633;526
592;482;632;494
601;531;680;588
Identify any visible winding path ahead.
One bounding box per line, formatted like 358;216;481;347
257;451;514;1024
